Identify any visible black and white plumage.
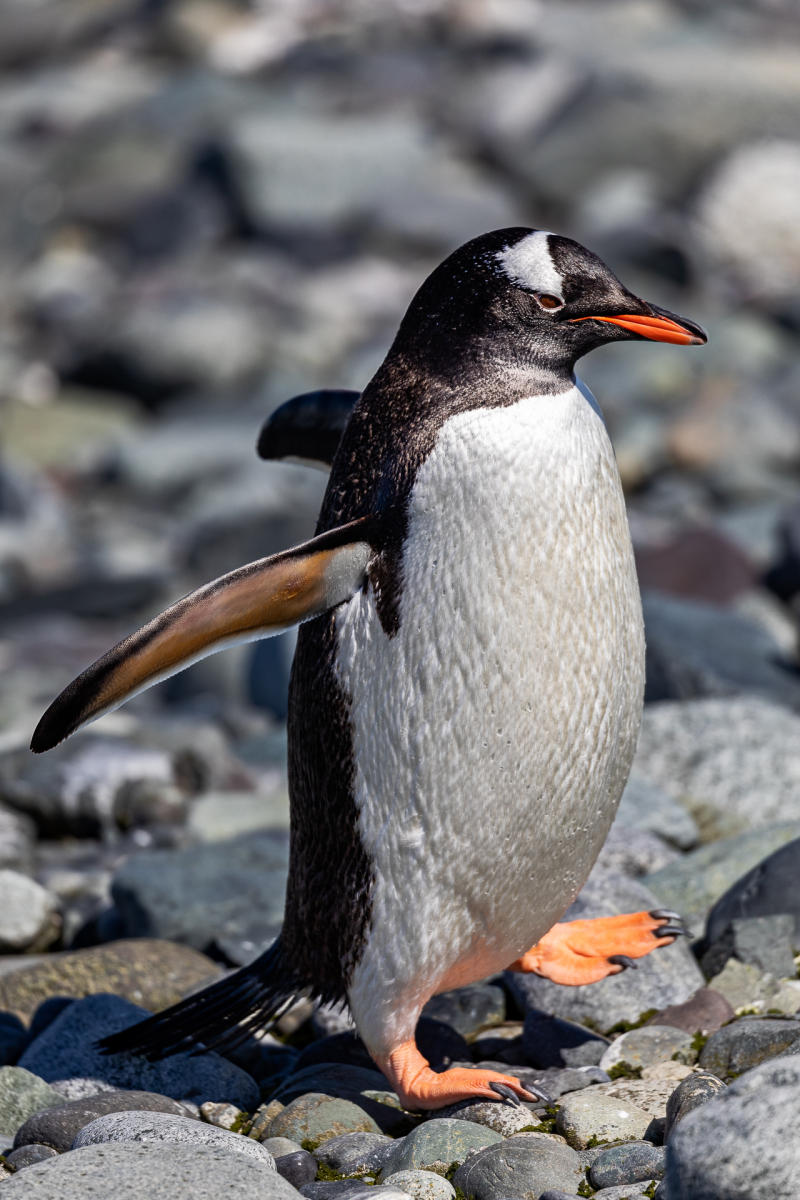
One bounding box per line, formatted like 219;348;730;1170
32;229;704;1108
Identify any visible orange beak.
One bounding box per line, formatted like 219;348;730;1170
570;313;706;346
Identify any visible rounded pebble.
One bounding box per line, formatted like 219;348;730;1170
71;1110;276;1166
382;1169;456;1199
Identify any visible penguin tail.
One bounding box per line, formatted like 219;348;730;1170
97;938;303;1061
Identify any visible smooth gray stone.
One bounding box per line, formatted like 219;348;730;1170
382;1170;455;1199
379;1120;502;1180
509;870;703;1032
452;1132;584;1199
421;984;505;1038
0;1066;63;1136
72;1110;276;1166
314;1131;394;1174
17;993;259;1108
3;1143;58;1170
521;1009;609;1069
731;914;797;978
665;1071;727;1139
699;1018;800;1079
613;776;699;851
13;1089;187;1152
275;1150;318;1189
589;1141;666;1188
662;1056;800;1198
0;1142;301;1198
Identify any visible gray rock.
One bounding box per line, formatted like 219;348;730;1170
642;593;800;712
0;871;60;953
521;1009;609;1068
452;1132;584;1199
600;1027;694;1074
706;957;800;1015
732;915;797;979
72;1110;276;1166
555;1089;652;1149
13;1089;188;1152
17;994;259;1108
595;825;679;879
315;1131;394;1174
261;1136;304;1157
662;1055;800;1198
664;1071;727;1139
614;776;699;851
109;830;288;956
433;1099;542;1137
3;1143;58;1170
275;1149;318;1189
382;1170;455;1200
636;697;800;842
645;823;800;925
0;1067;62;1137
271;1063;407;1135
379;1119;502;1179
649;988;735;1036
0;1142;299;1198
509;871;703;1031
268;1093;381;1147
699;1017;800;1079
706;838;800;947
421;984;505;1039
0;806;35;871
200;1100;243;1129
589;1142;666;1188
301;1184;411;1200
592;1185;657;1199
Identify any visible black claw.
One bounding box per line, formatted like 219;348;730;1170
608;954;638;970
657;924;689;938
528;1083;554;1105
649;908;683;922
488;1081;523;1107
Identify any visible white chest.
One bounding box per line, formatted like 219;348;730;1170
334;384;645;1051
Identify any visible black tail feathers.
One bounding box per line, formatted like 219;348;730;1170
97;938;303;1061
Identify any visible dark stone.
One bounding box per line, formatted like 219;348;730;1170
665;1071;727;1139
648;988;735;1035
452;1133;584;1199
521;1008;609;1069
0;1015;28;1067
314;1131;393;1175
636;526;756;605
274;1150;318;1189
13;1090;187;1153
588;1141;666;1189
422;984;506;1038
699;1018;800;1079
300;1184;373;1200
706;839;800;947
28;999;75;1043
295;1018;468;1076
3;1144;58;1171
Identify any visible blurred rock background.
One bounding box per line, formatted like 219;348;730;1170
1;0;800;973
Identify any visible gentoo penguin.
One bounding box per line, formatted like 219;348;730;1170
32;229;704;1110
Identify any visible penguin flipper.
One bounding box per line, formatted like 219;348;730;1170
30;516;377;753
257;388;360;470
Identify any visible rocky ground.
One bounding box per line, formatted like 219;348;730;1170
2;0;800;1197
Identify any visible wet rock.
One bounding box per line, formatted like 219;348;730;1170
664;1071;727;1139
314;1131;394;1175
379;1119;502;1178
649;988;735;1036
109;830;288;957
521;1009;609;1068
13;1089;187;1152
588;1141;666;1189
0;1142;298;1197
382;1170;455;1200
509;871;703;1032
275;1149;317;1189
17;994;259;1108
72;1110;276;1164
0;939;220;1024
421;984;505;1039
705;837;800;947
600;1027;694;1074
642;595;800;712
0;1067;62;1137
555;1090;651;1149
0;871;60;953
645;823;800;925
699;1017;800;1079
268;1093;381;1147
662;1055;800;1198
452;1131;584;1199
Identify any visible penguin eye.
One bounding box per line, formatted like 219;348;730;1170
536;293;564;311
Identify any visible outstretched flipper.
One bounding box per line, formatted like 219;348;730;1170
31;516;377;753
257;388;359;470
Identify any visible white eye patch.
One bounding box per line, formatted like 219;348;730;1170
495;230;564;298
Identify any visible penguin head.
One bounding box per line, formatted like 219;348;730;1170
393;227;706;378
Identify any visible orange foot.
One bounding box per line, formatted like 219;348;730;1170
509;909;688;986
377;1039;549;1111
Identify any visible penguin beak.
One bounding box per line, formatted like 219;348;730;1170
570;303;707;346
